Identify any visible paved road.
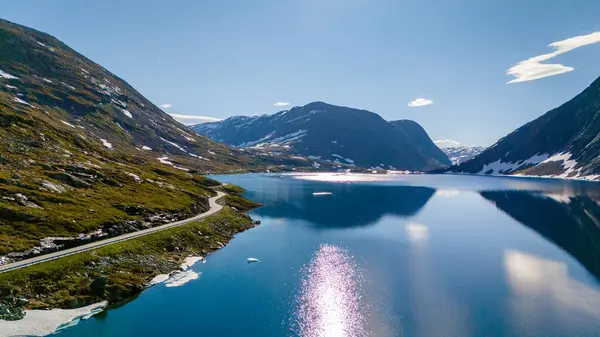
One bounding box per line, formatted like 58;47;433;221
0;191;226;273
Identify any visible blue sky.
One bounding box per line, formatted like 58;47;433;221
2;0;600;146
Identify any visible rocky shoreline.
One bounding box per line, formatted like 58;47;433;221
0;199;260;326
0;199;209;266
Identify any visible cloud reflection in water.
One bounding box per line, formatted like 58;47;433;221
505;250;600;331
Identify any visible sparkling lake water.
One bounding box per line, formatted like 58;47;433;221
58;173;600;336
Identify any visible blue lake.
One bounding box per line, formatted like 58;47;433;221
59;173;600;336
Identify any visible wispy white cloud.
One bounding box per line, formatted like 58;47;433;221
160;104;172;108
273;102;290;107
434;139;461;148
408;98;433;107
507;32;600;83
169;113;223;125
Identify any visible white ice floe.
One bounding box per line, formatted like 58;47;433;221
120;108;133;119
0;301;107;337
247;257;260;263
149;274;170;286
13;96;33;107
0;69;18;80
181;256;205;270
313;192;333;196
100;139;113;149
141;145;152;151
157;156;174;166
164;270;200;287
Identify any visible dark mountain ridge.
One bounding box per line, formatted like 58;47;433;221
192;102;451;170
446;76;600;180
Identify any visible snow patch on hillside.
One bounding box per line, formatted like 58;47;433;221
120;108;133;119
100;139;113;149
0;69;18;79
160;137;187;153
477;153;550;174
61;121;76;128
237;129;308;148
60;81;76;90
465;151;598;181
157;157;174;166
36;41;56;52
13;96;33;107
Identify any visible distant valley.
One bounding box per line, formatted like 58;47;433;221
440;146;486;165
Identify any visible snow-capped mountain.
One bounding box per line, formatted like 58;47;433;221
441;146;486;165
191;102;451;171
445;75;600;180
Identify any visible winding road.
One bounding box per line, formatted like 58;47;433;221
0;191;226;274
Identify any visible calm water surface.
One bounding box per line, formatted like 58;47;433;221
59;173;600;336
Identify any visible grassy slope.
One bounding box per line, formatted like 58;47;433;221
0;204;258;320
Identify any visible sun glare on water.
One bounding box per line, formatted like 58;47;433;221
293;244;368;337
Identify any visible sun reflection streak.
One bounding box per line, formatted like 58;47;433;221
293;244;368;337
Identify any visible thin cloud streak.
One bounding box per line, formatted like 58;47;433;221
169;113;223;125
408;98;434;107
507;31;600;83
273;102;290;107
160;104;172;108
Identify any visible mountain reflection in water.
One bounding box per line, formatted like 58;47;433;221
247;184;435;228
481;191;600;280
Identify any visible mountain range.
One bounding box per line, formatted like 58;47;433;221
0;18;301;258
191;102;451;171
440;146;486;165
444;76;600;180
